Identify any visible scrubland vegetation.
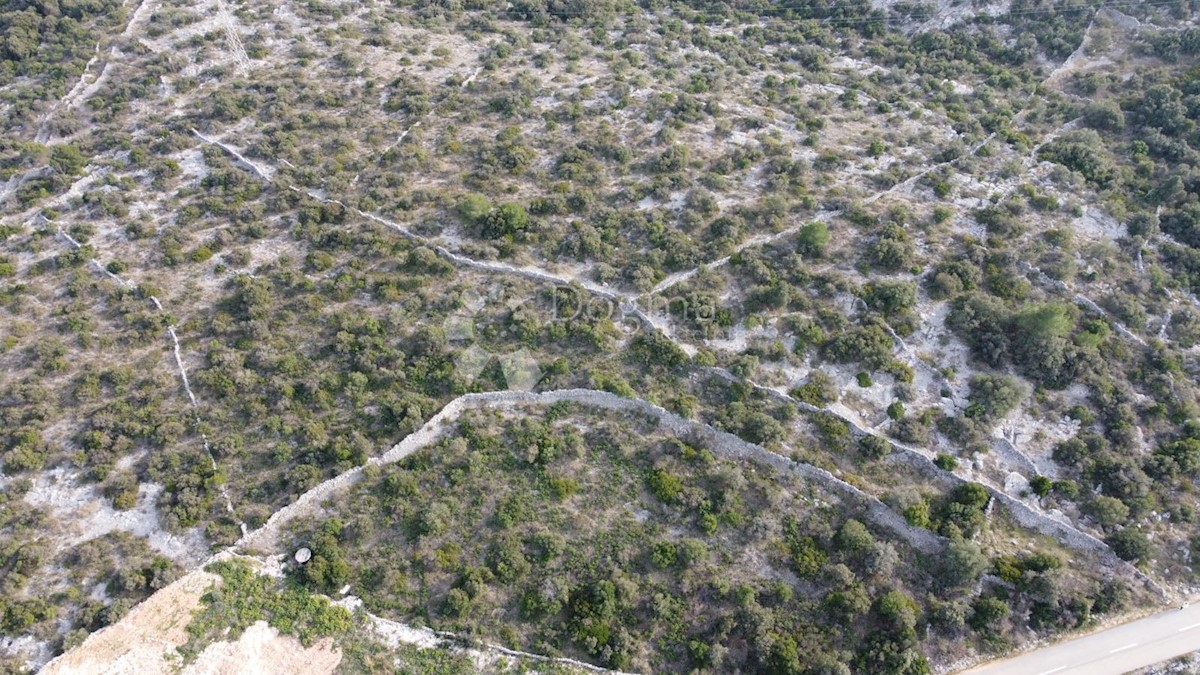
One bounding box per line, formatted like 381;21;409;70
4;0;1200;671
285;405;1140;673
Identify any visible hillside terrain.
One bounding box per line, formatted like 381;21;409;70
5;0;1200;672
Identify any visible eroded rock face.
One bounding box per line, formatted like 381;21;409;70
186;622;340;675
41;564;340;675
42;568;218;675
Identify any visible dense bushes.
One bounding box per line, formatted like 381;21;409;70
965;374;1025;422
184;560;353;660
283;409;987;673
863;280;917;317
1040;131;1116;186
823;320;895;370
459;194;531;239
1;0;123;122
795;221;830;257
948;295;1093;387
1107;528;1151;563
4;0;1196;670
628;331;689;370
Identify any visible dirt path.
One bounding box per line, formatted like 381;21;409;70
648;132;996;297
198;126;1147;587
191;129;273;181
39;567;222;675
189;52;1164;597
237;387;945;555
54;226;247;537
32;0;156;144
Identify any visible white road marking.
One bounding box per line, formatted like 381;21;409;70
1109;643;1139;654
1178;623;1200;633
1036;667;1067;675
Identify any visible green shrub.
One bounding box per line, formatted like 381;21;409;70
50;145;87;176
863;281;917;316
859;435;891;460
965;374;1026;422
969;596;1010;633
793;371;838;405
1107;528;1151;562
933;454;958;471
184;560;353;661
648;469;685;504
651;541;678;568
482;202;530;238
823;321;894;370
796;221;830;256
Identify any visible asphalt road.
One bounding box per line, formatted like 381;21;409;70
961;603;1200;675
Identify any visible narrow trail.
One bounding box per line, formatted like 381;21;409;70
62;57;115;115
197;126;1157;594
194;131;648;325
851;294;951;389
969;16;1152;345
380;121;418;156
284;183;654;329
32;45;99;144
1044;16;1096;88
369;63;480;168
53;225;247;538
237;387;945;555
648;132;996;297
32;0;154;144
647;208;835;296
460;65;484;88
121;0;158;39
1074;293;1148;346
191;129;273;181
166;324;246;537
195;57;987;328
34;46;100;143
368;56;481;181
189;50;1167;599
700;367;1168;598
1019;261;1149;347
342;594;637;674
0;167;49;208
